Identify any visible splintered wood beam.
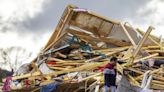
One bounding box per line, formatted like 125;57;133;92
130;26;154;65
133;26;154;58
145;50;164;53
122;47;133;60
117;63;123;74
136;28;160;42
151;80;164;85
151;83;164;90
120;23;137;47
51;63;84;66
154;56;164;59
134;53;159;63
137;28;162;48
142;45;160;49
3;71;41;81
50;67;70;70
153;75;164;81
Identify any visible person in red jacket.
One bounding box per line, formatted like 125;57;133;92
104;56;117;92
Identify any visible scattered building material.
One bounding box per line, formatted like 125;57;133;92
1;5;164;92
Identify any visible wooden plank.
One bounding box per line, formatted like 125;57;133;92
151;83;164;90
133;26;154;58
145;50;164;53
136;28;160;43
142;45;160;49
3;71;41;81
122;47;133;60
137;28;162;48
134;53;159;63
117;63;123;74
129;26;154;65
127;74;140;87
50;63;84;66
78;72;102;82
120;23;137;47
154;56;164;59
151;80;164;85
50;67;70;70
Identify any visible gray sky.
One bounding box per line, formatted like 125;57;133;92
0;0;164;55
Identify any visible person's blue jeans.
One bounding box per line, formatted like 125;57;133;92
104;85;116;92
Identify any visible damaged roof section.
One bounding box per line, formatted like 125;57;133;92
2;5;164;92
43;5;160;53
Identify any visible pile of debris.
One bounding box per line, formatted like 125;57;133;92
2;5;164;92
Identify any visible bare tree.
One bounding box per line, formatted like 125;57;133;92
0;47;32;71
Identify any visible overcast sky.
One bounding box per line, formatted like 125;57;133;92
0;0;164;56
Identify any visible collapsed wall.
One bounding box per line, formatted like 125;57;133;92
2;5;164;92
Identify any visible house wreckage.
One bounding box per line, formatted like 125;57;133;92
1;5;164;92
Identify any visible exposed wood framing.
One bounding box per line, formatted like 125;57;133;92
129;26;154;65
120;22;137;47
137;28;162;48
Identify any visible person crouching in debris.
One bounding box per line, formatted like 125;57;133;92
104;56;117;92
